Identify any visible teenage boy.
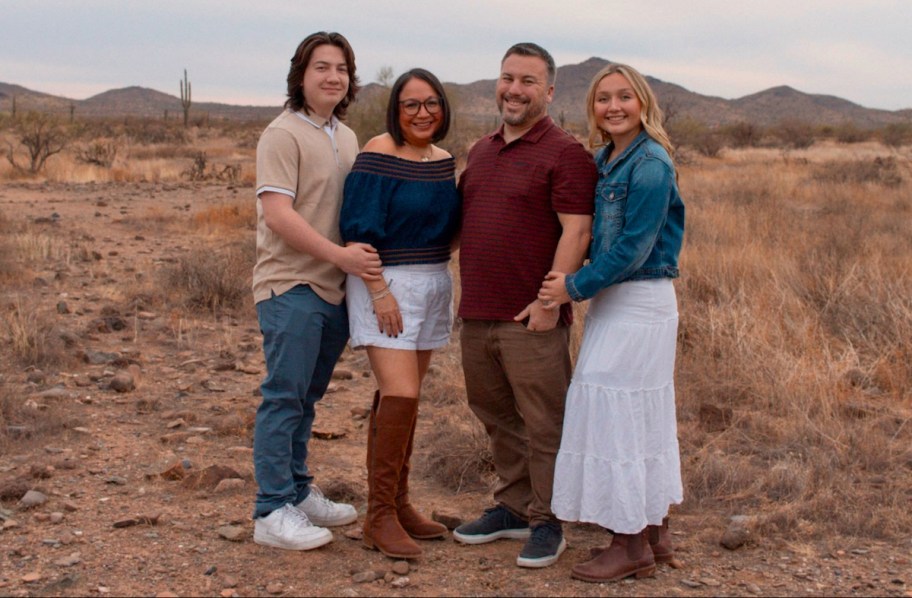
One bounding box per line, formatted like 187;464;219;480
252;31;382;550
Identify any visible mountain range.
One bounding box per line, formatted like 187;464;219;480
1;57;909;129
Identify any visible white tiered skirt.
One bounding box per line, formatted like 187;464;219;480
551;278;683;533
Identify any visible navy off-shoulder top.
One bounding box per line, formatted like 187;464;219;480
340;152;461;266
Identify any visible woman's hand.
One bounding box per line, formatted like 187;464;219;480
538;271;571;309
372;292;403;337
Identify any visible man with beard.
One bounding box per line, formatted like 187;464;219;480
453;42;597;568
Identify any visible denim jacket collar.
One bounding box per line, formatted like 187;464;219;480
599;130;651;174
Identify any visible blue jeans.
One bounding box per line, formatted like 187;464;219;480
253;284;349;519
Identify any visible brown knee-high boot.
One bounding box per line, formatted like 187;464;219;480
395;400;447;539
571;529;656;583
363;394;422;559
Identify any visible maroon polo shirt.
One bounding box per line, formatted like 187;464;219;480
458;116;597;325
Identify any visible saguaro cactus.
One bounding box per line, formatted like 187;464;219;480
180;69;192;127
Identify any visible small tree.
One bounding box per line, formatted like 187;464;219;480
5;112;69;173
376;66;395;88
180;69;192;128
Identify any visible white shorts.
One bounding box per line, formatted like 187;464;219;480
346;263;453;351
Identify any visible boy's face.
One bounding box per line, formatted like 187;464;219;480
302;44;350;119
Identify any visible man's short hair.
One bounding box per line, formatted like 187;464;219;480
285;31;360;119
502;42;557;85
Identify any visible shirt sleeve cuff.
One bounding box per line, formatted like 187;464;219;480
257;186;295;199
565;272;585;302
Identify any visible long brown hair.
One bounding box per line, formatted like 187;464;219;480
285;31;360;120
585;63;674;159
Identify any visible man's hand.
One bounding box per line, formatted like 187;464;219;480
513;298;560;332
337;243;383;280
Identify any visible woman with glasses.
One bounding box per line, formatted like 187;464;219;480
340;68;460;559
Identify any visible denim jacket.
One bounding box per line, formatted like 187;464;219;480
565;131;684;302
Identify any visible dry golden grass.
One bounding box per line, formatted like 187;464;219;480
0;379;83;453
1;119;257;184
158;238;255;315
675;145;912;539
191;201;256;234
419;405;495;493
2;298;70;369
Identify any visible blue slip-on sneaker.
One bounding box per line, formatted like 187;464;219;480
453;505;531;545
516;521;566;568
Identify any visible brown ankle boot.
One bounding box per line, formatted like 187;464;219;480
648;517;677;566
571;529;656;583
396;400;447;540
363;395;422;559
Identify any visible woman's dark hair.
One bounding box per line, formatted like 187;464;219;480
285;31;360;120
386;68;451;145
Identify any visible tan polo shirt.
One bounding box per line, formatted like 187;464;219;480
253;110;359;305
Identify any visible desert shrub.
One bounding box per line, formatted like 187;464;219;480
178;152;243;183
183;151;208;181
419;407;494;493
159;239;254;314
832;123;870;144
880;122;912;148
0;211;19;280
75;139;119;168
0;382;82;453
719;121;761;148
2;299;70;368
769;119;817;149
813;157;902;187
667;117;723;157
123;118;188;145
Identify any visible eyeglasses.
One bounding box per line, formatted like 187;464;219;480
399;98;443;116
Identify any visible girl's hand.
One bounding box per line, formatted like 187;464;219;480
373;293;403;337
538;271;571;308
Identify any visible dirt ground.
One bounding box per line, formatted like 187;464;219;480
1;181;910;597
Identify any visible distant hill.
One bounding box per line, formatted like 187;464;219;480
447;58;909;129
2;58;909;128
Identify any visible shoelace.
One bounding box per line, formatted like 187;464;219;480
308;486;336;509
285;504;314;526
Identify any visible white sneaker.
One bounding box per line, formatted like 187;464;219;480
295;484;358;527
254;504;333;550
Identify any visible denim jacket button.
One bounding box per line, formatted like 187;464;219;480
609;192;615;199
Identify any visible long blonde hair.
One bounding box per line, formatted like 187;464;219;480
585;63;674;159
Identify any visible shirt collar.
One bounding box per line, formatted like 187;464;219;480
491;115;554;145
294;110;338;133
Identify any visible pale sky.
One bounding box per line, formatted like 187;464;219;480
2;0;910;111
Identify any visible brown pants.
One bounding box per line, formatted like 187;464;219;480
460;320;571;527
